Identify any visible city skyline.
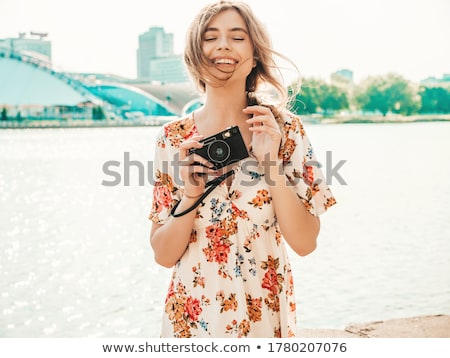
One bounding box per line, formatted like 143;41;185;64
1;0;449;84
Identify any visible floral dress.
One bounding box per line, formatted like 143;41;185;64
149;112;336;338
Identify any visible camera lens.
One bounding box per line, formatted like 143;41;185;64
208;140;230;163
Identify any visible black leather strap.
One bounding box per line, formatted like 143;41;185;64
170;169;235;217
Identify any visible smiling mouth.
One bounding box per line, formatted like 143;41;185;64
213;58;238;65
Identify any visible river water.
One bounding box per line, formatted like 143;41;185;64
0;121;449;337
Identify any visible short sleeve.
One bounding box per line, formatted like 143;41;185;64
280;114;336;216
148;126;181;224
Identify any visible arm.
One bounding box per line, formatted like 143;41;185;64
150;196;201;268
244;106;321;256
150;134;216;267
263;160;320;256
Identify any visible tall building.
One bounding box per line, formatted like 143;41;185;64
331;69;354;85
421;73;450;86
137;27;174;79
0;32;52;61
148;55;189;84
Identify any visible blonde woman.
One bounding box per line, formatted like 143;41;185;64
149;0;336;338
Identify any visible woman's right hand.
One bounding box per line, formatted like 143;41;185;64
178;135;216;198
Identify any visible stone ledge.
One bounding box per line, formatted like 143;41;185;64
298;314;450;338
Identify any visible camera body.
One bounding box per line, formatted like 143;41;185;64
189;126;249;170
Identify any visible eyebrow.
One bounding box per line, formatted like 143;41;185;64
204;27;248;34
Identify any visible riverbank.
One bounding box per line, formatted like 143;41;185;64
298;314;450;338
1;114;449;129
0;117;174;129
317;113;450;124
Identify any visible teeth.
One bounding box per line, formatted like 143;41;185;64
214;58;236;64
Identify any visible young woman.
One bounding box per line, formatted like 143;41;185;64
149;0;336;338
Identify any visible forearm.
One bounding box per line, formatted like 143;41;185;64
265;162;320;256
150;196;199;267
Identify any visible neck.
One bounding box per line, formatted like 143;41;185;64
198;83;249;127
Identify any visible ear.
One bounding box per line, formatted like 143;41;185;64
252;59;257;68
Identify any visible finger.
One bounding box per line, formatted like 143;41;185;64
243;105;272;116
192;172;209;186
244;106;276;127
179;138;204;151
180;161;217;174
246;116;279;130
179;137;204;159
180;154;214;168
246;115;274;127
190;165;218;175
182;166;217;185
190;154;215;168
249;125;281;137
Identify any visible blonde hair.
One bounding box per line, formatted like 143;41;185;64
184;0;299;118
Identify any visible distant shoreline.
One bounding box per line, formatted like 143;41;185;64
1;114;449;129
317;114;450;125
0;117;173;129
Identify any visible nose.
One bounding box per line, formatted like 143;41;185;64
216;36;230;50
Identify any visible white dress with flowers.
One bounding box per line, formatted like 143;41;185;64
149;112;336;338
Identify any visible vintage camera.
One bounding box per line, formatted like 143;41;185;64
189;126;249;170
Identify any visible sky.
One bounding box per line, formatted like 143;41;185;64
1;0;449;84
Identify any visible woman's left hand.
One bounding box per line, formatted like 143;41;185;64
244;105;282;165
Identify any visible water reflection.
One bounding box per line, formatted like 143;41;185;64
0;123;449;337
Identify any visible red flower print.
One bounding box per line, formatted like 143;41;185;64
203;247;216;262
205;224;226;241
214;243;230;264
185;296;202;321
154;183;172;208
302;164;314;187
165;280;175;303
262;268;280;295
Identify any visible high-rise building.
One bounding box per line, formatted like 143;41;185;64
0;32;52;61
330;69;354;85
148;55;189;84
137;27;174;79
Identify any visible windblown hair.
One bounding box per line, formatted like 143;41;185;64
184;0;299;118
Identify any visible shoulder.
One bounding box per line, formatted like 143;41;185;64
260;103;305;137
279;110;306;139
158;115;196;148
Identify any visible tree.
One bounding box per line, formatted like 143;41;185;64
318;83;349;115
1;107;7;121
92;106;106;120
419;86;450;113
289;78;349;115
385;75;420;115
288;78;322;114
355;73;420;116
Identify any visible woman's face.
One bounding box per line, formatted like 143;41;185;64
201;8;255;86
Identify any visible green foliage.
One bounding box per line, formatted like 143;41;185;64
318;83;349;114
288;72;450;116
1;107;7;121
354;73;420;116
419;86;450;113
92;106;106;120
288;78;349;115
288;79;319;114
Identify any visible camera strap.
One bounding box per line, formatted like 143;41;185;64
170;169;236;218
